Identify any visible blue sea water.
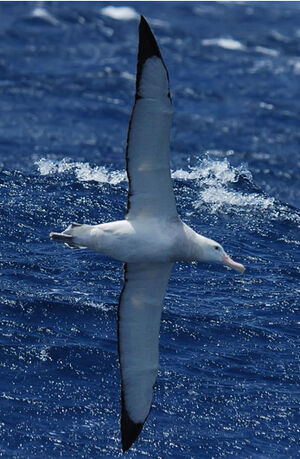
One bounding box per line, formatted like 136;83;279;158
0;1;299;457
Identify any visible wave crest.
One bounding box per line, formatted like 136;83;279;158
35;157;297;221
35;158;126;185
173;158;275;213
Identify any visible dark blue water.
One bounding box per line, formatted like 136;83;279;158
0;2;299;458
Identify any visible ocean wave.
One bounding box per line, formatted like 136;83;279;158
101;6;139;21
198;186;275;212
30;6;59;26
201;37;246;51
174;158;279;216
35;156;300;223
172;157;253;185
255;46;279;57
36;156;252;188
35;158;126;185
202;40;280;58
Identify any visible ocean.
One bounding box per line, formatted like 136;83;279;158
0;1;299;458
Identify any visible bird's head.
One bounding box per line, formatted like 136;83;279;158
201;238;245;274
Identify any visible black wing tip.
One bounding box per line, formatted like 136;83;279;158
138;15;161;61
136;15;168;95
121;402;144;452
140;15;147;26
121;421;143;452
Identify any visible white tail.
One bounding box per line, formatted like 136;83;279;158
50;223;89;249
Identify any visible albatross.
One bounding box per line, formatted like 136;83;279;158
50;16;245;452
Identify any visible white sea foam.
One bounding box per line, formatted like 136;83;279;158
198;186;275;213
172;168;200;181
255;46;279;57
101;6;139;21
288;58;300;75
173;158;275;214
201;38;246;51
35;158;126;185
121;71;135;81
35;157;282;217
31;6;59;25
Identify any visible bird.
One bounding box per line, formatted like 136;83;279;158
50;16;245;452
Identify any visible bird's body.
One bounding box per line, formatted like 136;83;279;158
50;16;245;451
55;218;224;264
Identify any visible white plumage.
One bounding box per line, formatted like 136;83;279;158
50;16;244;452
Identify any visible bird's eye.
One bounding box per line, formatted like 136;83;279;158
215;246;219;251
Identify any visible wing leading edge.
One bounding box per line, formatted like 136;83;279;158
118;262;173;451
125;16;178;220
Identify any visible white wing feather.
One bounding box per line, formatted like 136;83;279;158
125;34;177;220
118;262;173;449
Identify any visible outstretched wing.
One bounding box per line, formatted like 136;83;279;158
118;262;173;451
125;16;178;220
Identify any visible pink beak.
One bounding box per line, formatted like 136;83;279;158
223;253;245;274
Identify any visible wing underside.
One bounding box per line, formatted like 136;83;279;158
118;262;173;451
118;16;176;451
125;16;177;220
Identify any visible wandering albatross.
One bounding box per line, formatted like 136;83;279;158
50;16;245;452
